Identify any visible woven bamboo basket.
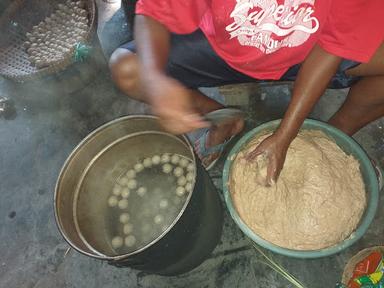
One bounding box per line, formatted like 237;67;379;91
341;246;384;285
0;0;97;82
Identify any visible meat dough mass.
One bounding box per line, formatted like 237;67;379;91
230;130;366;250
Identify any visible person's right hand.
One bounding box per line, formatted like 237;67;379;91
246;132;290;186
143;72;209;134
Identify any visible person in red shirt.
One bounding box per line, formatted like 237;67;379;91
109;0;384;185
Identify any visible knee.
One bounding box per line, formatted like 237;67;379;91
109;48;140;95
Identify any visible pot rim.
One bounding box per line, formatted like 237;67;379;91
54;115;197;260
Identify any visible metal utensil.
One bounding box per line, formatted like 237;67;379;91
203;108;245;126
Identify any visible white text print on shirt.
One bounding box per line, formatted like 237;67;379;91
225;0;320;54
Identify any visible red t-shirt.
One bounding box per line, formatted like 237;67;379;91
135;0;384;80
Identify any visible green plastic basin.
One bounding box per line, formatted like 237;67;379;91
223;119;379;258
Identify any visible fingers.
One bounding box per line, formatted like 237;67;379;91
244;134;287;186
182;114;210;130
266;157;277;187
266;155;285;186
246;146;280;187
246;135;273;160
246;146;264;160
159;113;209;134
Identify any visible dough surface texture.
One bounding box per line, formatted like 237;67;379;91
230;130;366;250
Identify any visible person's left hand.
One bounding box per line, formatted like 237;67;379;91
246;132;290;186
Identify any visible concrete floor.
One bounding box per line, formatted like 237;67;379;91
1;2;384;288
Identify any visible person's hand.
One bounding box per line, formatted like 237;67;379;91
143;73;208;134
246;133;290;186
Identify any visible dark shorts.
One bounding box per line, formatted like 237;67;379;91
120;30;360;89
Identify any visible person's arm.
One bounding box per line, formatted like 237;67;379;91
247;44;342;185
134;15;207;134
134;15;170;75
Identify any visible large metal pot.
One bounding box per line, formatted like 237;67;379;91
54;116;223;275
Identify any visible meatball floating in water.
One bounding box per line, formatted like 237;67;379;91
186;172;194;182
162;163;173;174
185;182;193;193
112;185;121;196
186;163;195;172
137;186;147;197
127;179;138;190
111;236;123;249
173;167;184;177
176;186;186;197
105;152;192;255
177;176;187;186
171;154;180;165
134;163;144;173
121;188;130;198
119;213;130;224
161;153;171;163
151;155;161;165
154;215;164;224
159;199;168;209
126;169;136;179
125;235;136;247
108;196;118;207
143;158;152;168
118;199;129;209
118;177;129;186
179;157;189;168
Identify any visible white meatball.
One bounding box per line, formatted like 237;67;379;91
171;154;180;165
154;214;164;224
121;188;130;198
177;176;187;186
112;185;121;196
123;223;133;234
179;157;189;168
173;167;184;177
186;172;194;182
159;199;168;209
125;169;136;179
127;179;138;190
118;199;129;209
118;177;129;186
137;186;147;197
119;213;130;224
108;196;118;207
143;157;152;168
162;163;173;174
151;155;161;165
186;162;195;172
124;235;136;247
176;186;186;197
134;163;144;172
185;182;193;192
111;236;123;249
161;153;171;163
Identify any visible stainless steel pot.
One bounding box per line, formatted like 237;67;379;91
54;115;223;275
